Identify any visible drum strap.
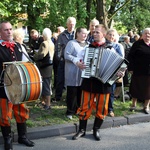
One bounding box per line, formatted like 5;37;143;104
16;43;34;63
22;49;34;63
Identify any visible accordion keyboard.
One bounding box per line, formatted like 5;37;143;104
81;46;127;85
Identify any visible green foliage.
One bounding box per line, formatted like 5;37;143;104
114;0;150;33
114;22;128;35
0;0;150;36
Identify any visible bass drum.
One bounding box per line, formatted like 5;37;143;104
3;61;42;104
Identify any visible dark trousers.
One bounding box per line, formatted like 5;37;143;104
66;86;81;115
52;58;59;89
55;60;65;100
108;83;116;112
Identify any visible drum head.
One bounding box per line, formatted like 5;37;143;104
4;64;26;104
4;62;42;104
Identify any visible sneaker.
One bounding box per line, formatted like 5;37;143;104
109;111;115;117
66;115;72;120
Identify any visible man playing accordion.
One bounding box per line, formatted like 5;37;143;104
72;24;125;141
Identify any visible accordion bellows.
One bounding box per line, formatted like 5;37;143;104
81;47;127;85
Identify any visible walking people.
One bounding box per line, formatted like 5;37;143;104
0;21;34;150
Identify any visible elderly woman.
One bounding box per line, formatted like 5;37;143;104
64;27;88;119
34;28;54;110
105;28;124;117
13;28;30;61
128;28;150;114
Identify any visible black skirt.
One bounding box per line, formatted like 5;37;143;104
129;75;150;100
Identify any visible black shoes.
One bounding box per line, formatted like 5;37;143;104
4;136;13;150
143;107;149;114
18;136;35;147
17;123;35;147
43;105;51;110
72;129;101;141
72;129;85;140
93;129;101;141
1;126;13;150
51;98;60;103
129;106;136;111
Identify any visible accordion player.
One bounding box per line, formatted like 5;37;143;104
81;46;128;85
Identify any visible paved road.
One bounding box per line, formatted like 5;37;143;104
0;122;150;150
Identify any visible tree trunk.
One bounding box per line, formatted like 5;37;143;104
96;0;108;29
85;0;92;28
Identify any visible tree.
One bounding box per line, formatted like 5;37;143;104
114;0;150;34
0;0;150;34
0;1;10;17
94;0;132;29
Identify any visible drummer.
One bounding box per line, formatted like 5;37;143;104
0;21;34;150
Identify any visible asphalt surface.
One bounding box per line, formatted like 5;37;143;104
0;112;150;146
2;122;150;150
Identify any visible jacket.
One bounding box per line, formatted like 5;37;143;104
34;40;54;78
128;39;150;76
54;30;75;62
0;41;22;98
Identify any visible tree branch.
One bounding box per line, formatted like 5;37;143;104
108;0;132;21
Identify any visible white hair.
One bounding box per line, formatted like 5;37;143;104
90;18;99;25
57;26;65;32
66;17;76;24
13;28;25;41
42;28;52;40
142;28;150;34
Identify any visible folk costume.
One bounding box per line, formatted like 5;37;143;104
73;42;111;141
0;40;34;150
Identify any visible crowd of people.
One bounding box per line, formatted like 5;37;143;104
0;17;150;149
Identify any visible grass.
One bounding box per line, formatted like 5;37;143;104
8;92;145;133
24;95;143;128
9;85;145;131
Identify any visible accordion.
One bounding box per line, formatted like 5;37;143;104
81;47;127;85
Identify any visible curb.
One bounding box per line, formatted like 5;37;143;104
0;112;150;144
